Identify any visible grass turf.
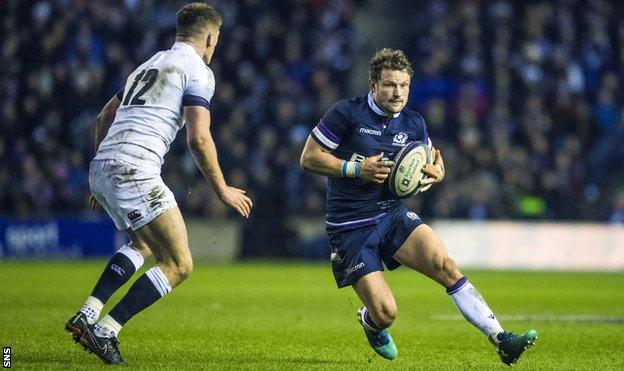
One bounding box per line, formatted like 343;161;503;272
0;261;623;369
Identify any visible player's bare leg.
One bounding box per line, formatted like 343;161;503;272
96;206;191;334
353;272;397;328
79;207;191;364
393;224;537;365
392;224;461;286
352;271;398;360
132;206;192;288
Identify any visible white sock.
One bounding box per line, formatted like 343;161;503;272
96;314;123;337
145;266;173;296
447;277;504;338
117;243;145;271
80;296;104;325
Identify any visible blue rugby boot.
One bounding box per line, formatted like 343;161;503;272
356;307;398;360
495;329;538;365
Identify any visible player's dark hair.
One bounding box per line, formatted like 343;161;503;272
369;48;414;83
176;2;222;39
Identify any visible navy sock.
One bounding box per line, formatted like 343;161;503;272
108;268;170;325
91;252;138;303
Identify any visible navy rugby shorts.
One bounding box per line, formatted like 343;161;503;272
327;205;424;288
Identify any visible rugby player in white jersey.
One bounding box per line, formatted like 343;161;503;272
64;3;252;365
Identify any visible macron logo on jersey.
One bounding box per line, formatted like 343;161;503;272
359;127;382;136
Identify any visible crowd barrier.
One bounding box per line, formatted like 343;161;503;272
0;216;118;258
1;216;622;271
437;221;624;271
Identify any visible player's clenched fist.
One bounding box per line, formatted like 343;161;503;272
360;152;394;184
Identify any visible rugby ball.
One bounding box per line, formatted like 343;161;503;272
388;141;432;198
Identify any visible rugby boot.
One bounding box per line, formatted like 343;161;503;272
79;325;126;365
357;307;398;360
65;311;89;342
495;329;538;365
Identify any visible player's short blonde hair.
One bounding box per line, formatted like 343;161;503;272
369;48;414;83
176;2;222;39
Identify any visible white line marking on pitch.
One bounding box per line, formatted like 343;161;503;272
432;314;624;323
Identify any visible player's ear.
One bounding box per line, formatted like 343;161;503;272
206;27;220;49
369;80;376;93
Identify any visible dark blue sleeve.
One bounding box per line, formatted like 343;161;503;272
182;94;210;110
311;100;350;151
416;112;432;149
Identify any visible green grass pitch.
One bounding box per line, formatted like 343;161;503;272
1;261;623;369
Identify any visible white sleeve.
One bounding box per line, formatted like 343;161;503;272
182;66;215;110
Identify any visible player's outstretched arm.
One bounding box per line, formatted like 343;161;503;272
184;106;253;218
300;136;393;183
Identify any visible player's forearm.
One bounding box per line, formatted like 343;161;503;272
94;97;120;150
94;114;112;150
188;134;228;195
300;150;356;177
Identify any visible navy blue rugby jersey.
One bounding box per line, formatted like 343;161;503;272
310;92;432;229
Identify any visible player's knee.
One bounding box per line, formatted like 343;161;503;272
372;301;398;328
176;259;193;281
167;257;193;284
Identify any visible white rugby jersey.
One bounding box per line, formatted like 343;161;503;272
95;42;215;169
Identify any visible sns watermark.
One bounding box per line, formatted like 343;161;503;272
2;347;10;368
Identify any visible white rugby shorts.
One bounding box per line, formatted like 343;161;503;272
89;159;177;230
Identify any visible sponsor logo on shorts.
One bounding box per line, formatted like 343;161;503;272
345;262;365;276
110;264;125;276
127;210;142;222
406;211;418;220
359;127;382;136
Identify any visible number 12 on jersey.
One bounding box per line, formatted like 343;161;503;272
122;69;159;106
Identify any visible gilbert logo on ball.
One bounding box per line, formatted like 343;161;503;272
388;141;431;198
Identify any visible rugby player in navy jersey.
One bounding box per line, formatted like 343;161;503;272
300;48;537;365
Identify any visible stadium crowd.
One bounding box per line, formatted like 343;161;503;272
1;0;623;222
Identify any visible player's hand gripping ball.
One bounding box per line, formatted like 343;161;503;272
388;141;432;198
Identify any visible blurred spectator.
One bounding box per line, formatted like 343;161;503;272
405;0;623;220
1;0;355;221
609;189;624;224
1;0;622;222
